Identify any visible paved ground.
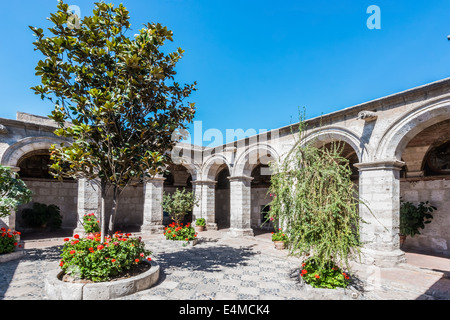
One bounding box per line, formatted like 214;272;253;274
1;229;450;300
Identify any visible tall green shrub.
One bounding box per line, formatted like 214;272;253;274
268;113;363;274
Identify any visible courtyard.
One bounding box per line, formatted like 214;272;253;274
1;229;450;301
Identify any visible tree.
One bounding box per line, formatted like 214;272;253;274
267;111;363;274
29;1;197;241
0;165;32;219
162;188;198;225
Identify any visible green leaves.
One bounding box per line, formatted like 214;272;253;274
0;165;32;218
268;111;362;273
162;188;199;225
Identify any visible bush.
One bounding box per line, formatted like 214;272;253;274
164;222;197;242
21;203;62;230
0;165;32;218
400;200;436;237
60;232;152;282
82;213;100;234
300;257;350;289
0;228;21;254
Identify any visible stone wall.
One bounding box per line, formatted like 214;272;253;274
400;177;450;256
17;178;78;231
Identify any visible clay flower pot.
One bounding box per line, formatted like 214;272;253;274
274;241;285;250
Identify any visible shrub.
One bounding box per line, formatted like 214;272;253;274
60;232;152;282
82;213;100;234
21;203;62;230
0;165;32;218
164;222;197;242
0;228;21;254
272;228;288;242
400;200;436;237
300;257;350;289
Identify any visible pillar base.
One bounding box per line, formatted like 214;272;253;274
206;223;218;231
140;224;165;235
228;228;254;238
359;247;406;267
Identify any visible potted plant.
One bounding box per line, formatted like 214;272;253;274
162;188;199;225
21;202;62;231
399;200;436;247
195;218;206;232
163;222;198;246
272;228;288;250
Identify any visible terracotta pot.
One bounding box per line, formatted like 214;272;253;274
274;241;285;250
195;225;205;232
399;234;406;247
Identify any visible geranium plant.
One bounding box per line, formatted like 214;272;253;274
82;213;100;234
300;257;350;289
0;228;21;254
272;228;288;242
164;222;197;242
60;232;152;282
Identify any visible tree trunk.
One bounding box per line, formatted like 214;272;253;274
100;182;107;244
108;188;120;236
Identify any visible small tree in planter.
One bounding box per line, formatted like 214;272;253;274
162;188;199;225
267;111;363;289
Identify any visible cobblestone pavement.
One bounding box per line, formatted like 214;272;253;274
1;229;450;300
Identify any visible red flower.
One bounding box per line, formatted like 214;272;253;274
60;261;64;267
315;274;320;279
64;238;69;242
74;234;80;239
342;272;349;280
135;258;139;263
97;245;104;250
147;257;152;261
111;259;116;263
301;269;307;275
140;253;144;257
70;250;75;255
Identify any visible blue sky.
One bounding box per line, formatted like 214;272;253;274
1;1;450;146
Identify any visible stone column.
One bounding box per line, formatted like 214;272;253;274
140;175;165;234
191;180;218;230
74;178;101;236
354;160;406;267
228;175;254;237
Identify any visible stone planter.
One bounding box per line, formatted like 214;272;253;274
45;260;160;300
0;250;25;263
166;238;198;247
273;241;285;250
298;276;361;300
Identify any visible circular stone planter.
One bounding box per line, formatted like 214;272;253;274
45;260;160;300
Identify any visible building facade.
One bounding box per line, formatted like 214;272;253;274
1;78;450;267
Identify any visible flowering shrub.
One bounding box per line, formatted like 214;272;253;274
60;232;152;282
0;228;21;254
272;229;288;242
82;213;100;234
300;257;350;289
164;222;197;242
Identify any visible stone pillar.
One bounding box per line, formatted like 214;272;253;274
228;175;254;237
191;180;218;230
140;175;165;234
355;160;406;267
74;178;101;236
